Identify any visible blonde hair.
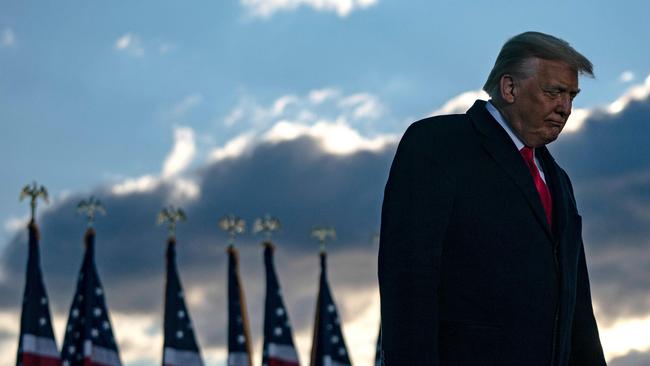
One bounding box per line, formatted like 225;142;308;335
483;32;594;98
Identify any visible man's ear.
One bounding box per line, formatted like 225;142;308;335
499;74;516;104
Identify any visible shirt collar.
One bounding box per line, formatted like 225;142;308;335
485;100;525;151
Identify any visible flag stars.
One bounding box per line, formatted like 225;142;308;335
275;307;284;317
40;296;47;305
68;345;76;354
338;347;346;356
327;304;335;313
72;308;79;318
102;321;110;330
63;360;70;366
178;310;185;319
178;291;184;298
237;316;242;324
93;307;102;317
91;328;99;338
176;330;184;339
237;334;245;344
39;317;47;326
331;335;339;344
95;287;103;296
78;294;83;301
274;327;283;336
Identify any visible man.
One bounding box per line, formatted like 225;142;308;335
378;32;606;365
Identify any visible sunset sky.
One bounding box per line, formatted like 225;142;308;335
1;1;649;365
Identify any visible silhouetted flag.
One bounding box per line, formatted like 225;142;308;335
374;328;381;366
60;229;121;366
228;246;253;366
163;237;204;366
16;221;61;366
309;252;352;366
262;243;300;366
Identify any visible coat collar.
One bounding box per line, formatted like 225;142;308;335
467;100;555;242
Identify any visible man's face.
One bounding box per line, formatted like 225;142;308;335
508;58;580;147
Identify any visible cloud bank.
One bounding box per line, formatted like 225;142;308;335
1;80;649;364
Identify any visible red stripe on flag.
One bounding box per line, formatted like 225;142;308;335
21;353;61;366
268;358;300;366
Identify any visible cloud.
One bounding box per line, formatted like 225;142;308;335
338;93;384;120
240;0;378;18
171;93;203;118
110;126;200;204
263;119;396;155
619;71;635;83
3;215;28;236
607;74;650;114
111;175;159;196
609;348;650;366
1;28;15;47
208;132;255;162
221;88;392;134
600;314;650;360
114;33;144;57
309;88;340;104
1;81;650;364
162;126;197;178
430;89;489;116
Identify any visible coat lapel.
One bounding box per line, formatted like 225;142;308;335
467;100;554;242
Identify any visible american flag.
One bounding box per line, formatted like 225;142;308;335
228;246;253;366
60;229;121;366
16;221;61;366
309;252;352;366
163;237;204;366
261;242;300;366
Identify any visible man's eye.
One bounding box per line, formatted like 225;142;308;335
546;90;560;97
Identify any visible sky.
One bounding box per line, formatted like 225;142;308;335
1;0;649;365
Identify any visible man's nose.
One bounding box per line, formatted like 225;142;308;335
556;95;572;118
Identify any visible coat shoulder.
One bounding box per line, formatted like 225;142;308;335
400;113;474;153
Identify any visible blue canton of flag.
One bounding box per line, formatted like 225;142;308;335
262;243;300;366
309;252;352;366
163;238;204;366
228;246;253;366
60;229;121;366
16;221;61;366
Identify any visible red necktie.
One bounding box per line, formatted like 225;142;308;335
520;146;553;228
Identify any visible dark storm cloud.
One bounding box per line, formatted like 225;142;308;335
550;97;650;323
0;94;649;348
0;134;391;348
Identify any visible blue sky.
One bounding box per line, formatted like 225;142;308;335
1;1;650;365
